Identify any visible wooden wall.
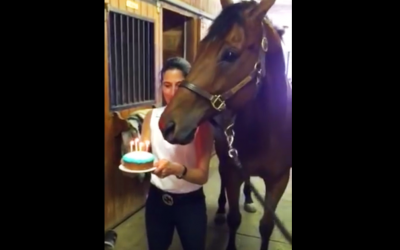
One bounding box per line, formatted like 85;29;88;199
180;0;222;17
200;18;213;40
104;0;222;230
104;0;163;230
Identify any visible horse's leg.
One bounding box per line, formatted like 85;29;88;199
225;170;242;250
214;164;227;225
259;170;290;250
243;178;257;213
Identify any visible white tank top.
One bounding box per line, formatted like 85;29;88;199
149;107;201;193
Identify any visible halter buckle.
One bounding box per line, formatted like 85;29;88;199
210;95;226;111
261;37;268;52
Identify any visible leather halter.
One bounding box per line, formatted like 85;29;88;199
179;22;268;112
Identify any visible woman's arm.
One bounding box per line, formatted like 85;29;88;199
175;122;214;185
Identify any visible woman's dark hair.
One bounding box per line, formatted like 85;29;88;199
160;57;191;105
160;57;191;81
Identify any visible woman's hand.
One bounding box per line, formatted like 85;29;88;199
153;159;183;178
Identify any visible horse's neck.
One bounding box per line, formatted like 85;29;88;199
236;50;290;143
235;87;270;141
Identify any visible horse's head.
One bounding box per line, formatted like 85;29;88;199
160;0;281;144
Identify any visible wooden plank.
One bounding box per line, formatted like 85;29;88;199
104;17;115;230
161;2;196;18
110;0;119;8
185;17;200;63
118;0;127;11
162;0;222;17
155;5;162;105
136;0;142;15
143;2;149;18
105;107;153;229
200;18;212;40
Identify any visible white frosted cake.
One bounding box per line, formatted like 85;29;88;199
121;151;155;171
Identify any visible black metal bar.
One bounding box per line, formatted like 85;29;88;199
183;20;187;59
132;17;137;103
149;23;155;101
127;15;131;104
142;21;147;101
113;12;120;107
120;14;125;105
108;12;115;108
145;21;148;100
138;20;142;101
147;22;150;101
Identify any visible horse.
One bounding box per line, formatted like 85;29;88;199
214;21;287;224
119;109;258;213
158;0;292;249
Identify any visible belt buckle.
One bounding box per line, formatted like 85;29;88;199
162;194;173;206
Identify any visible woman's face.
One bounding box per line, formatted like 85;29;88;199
162;69;185;104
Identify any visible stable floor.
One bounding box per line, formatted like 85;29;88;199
113;156;292;250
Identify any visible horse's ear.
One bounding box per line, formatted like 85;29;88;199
249;0;276;21
220;0;233;9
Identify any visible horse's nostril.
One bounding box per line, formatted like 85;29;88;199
163;121;176;137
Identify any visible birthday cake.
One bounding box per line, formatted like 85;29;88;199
122;151;155;171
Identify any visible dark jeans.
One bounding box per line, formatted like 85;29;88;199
145;184;207;250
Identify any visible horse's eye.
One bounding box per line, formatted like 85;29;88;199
221;50;239;62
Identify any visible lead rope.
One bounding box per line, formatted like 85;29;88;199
224;124;293;245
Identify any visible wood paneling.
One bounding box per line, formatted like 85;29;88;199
200;18;213;40
186;17;200;63
161;2;195;17
105;0;162;230
180;0;222;17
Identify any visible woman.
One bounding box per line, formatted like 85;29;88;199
127;57;213;250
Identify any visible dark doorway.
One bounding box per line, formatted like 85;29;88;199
162;8;188;64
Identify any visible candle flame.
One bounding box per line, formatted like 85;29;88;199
135;138;139;142
130;141;134;145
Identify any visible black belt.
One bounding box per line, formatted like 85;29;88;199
149;184;204;206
